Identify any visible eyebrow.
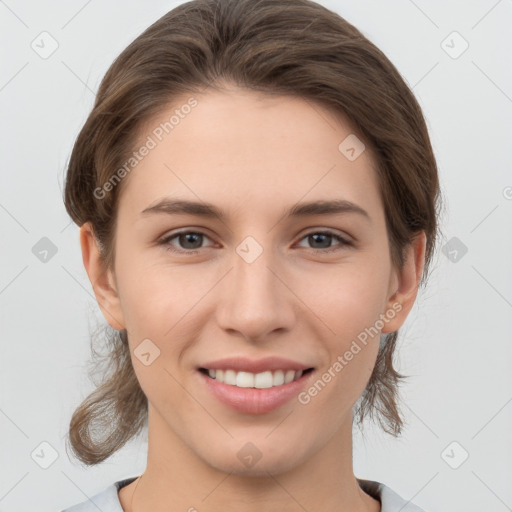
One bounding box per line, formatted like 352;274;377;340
141;198;371;222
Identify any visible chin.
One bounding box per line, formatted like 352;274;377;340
201;439;307;477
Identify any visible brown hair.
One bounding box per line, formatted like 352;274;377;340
63;0;443;465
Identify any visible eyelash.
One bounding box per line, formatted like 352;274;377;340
158;229;352;255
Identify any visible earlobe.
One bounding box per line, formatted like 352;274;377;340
79;222;126;331
381;231;427;334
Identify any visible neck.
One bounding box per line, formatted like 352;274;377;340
120;405;380;512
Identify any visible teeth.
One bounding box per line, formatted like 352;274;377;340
284;369;296;383
206;368;306;388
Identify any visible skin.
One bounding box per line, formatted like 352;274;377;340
80;85;426;512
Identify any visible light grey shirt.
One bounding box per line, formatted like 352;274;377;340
60;476;426;511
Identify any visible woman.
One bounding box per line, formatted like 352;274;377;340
61;0;441;510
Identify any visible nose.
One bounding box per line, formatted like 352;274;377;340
215;239;296;342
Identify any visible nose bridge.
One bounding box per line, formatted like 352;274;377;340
216;232;294;340
235;235;277;296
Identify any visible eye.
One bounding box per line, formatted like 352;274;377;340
158;229;352;255
296;230;352;253
159;231;214;254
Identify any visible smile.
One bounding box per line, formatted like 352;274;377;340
198;367;316;414
200;368;313;389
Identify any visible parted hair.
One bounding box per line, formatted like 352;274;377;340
63;0;443;465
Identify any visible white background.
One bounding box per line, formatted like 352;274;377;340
1;1;511;511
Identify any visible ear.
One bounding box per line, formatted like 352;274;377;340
79;222;126;331
381;231;426;334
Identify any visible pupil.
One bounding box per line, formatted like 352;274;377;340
310;233;330;248
181;233;202;249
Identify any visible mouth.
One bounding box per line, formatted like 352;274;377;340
198;366;316;414
198;367;314;389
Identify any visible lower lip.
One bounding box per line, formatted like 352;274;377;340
199;369;314;414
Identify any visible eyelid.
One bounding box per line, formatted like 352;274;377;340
299;227;354;243
158;229;216;249
295;229;353;252
159;226;353;242
159;227;354;255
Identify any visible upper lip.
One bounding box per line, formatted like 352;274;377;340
199;356;314;374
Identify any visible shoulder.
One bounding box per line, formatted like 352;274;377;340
59;477;138;512
357;478;427;512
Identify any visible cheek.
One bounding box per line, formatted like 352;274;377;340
301;264;387;391
304;262;390;339
114;251;190;334
118;264;194;406
300;290;382;415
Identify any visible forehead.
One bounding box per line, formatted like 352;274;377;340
117;87;383;223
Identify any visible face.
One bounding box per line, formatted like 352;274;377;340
82;86;423;476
